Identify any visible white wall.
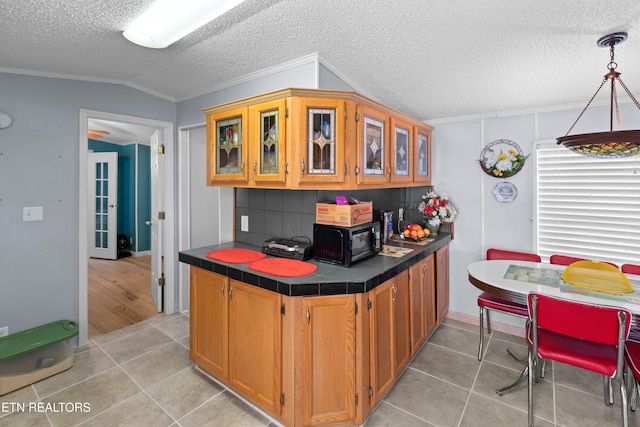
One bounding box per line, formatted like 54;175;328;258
432;101;640;326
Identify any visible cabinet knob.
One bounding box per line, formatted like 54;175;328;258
305;306;310;327
253;161;257;175
392;283;398;303
301;158;305;176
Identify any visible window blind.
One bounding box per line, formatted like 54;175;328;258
534;141;640;265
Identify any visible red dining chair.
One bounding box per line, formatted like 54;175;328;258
550;254;618;269
625;339;640;412
477;248;541;361
622;264;640;342
623;263;640;405
622;264;640;275
527;293;631;427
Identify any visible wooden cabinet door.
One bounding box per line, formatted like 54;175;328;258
408;254;437;355
408;261;427;355
207;106;249;184
368;280;394;404
228;280;282;416
436;246;449;322
356;104;389;185
392;270;411;375
389;116;413;184
190;267;228;380
301;295;356;426
248;98;287;185
294;97;347;185
423;255;438;337
413;125;432;184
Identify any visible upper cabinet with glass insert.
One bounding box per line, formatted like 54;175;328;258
206;106;249;184
203;88;433;189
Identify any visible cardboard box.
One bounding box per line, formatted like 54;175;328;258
0;320;78;396
315;201;373;227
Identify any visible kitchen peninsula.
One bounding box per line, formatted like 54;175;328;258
179;233;451;427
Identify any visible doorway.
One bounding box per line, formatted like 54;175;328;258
79;109;175;346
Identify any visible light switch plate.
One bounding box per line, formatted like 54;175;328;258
241;215;249;232
23;206;43;222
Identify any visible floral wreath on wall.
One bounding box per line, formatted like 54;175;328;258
479;139;529;178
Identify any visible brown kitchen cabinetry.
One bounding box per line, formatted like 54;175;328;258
188;242;448;427
206;106;249;184
408;254;436;355
299;295;356;426
355;104;389;185
436;246;450;322
248;98;288;186
228;279;283;416
189;268;283;418
389;116;414;184
413;125;432;184
203;88;432;189
368;270;410;405
190;267;229;380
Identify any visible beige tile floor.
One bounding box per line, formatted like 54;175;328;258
1;314;638;427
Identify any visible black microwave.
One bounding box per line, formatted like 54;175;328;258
313;222;382;266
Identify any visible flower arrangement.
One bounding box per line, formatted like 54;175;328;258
479;139;528;178
418;191;457;228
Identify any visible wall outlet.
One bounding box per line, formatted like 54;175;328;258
398;207;404;222
0;326;8;337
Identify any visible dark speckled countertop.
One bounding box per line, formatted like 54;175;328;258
179;233;451;297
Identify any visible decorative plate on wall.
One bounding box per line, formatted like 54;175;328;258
493;181;518;202
479;139;528;178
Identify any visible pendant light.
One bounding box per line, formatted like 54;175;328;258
556;32;640;158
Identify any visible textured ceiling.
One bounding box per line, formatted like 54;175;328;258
3;0;640;124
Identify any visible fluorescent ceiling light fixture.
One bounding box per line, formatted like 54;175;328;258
123;0;246;49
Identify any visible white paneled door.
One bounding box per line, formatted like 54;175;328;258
149;130;165;312
88;152;118;260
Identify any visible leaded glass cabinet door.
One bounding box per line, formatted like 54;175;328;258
414;126;432;184
249;99;287;185
207;106;248;184
357;104;389;185
297;97;346;185
390;116;413;183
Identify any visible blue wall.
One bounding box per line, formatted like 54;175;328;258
137;144;151;252
88;139;151;252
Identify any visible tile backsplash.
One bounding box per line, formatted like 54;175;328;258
235;186;431;246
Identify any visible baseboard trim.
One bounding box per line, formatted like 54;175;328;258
445;310;525;337
130;250;150;257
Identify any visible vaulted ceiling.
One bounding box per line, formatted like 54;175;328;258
3;0;640;126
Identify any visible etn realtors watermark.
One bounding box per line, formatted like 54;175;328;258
2;402;91;413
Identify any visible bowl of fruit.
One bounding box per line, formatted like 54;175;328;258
401;223;431;241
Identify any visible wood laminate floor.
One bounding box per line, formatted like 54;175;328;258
88;255;159;339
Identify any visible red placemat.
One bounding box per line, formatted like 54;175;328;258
206;248;266;264
248;258;318;277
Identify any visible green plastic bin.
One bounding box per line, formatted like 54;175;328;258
0;320;78;395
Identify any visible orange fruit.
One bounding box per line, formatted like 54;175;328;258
410;230;418;238
417;230;425;238
403;229;410;237
423;228;430;236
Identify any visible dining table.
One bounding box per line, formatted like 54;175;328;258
467;259;640;395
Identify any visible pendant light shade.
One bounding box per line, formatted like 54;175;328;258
557;32;640;158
